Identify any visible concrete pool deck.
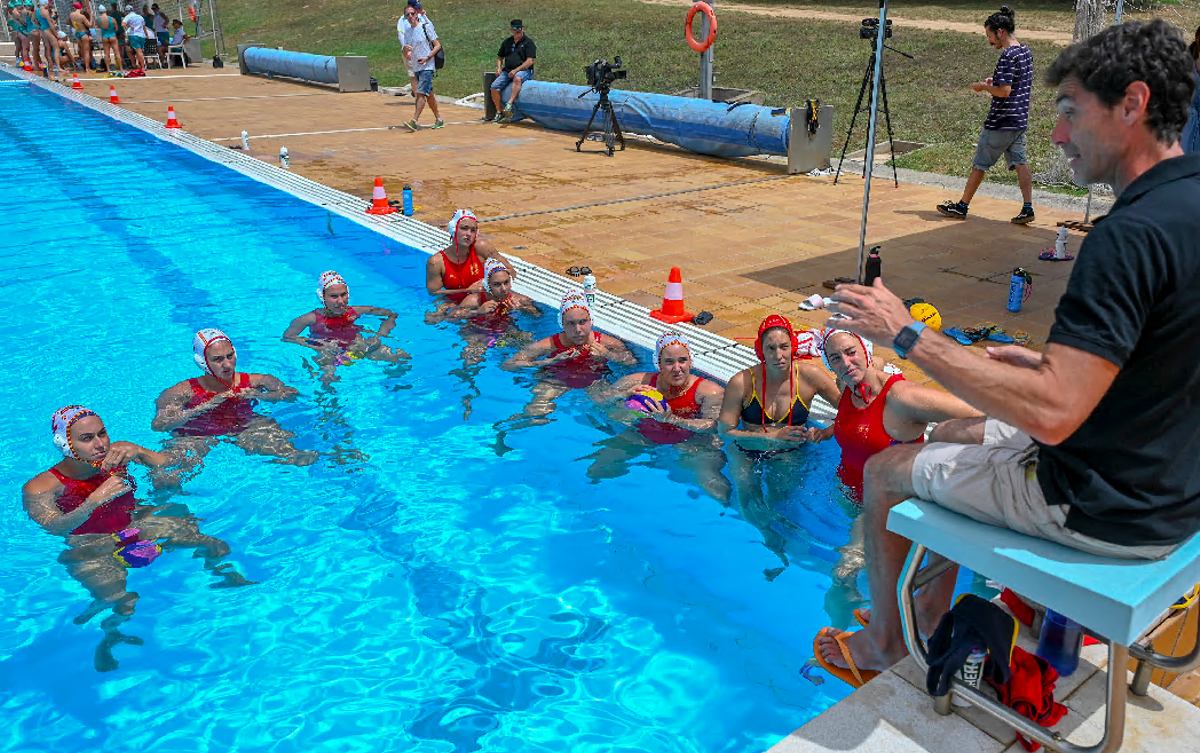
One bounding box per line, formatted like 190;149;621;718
61;65;1107;386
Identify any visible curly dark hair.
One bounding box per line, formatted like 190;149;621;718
1046;20;1196;144
984;6;1015;34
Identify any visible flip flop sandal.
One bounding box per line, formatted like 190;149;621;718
960;326;990;343
985;328;1015;344
579;266;592;275
812;627;881;688
692;311;714;325
1013;330;1031;346
822;276;856;291
565;266;582;277
942;327;974;346
1038;249;1075;261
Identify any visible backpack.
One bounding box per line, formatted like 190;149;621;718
422;22;445;70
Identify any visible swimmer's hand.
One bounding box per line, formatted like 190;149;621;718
466;280;485;293
99;444;136;472
86;475;133;505
644;400;673;422
478;299;503;314
766;426;810;443
803;425;835;443
542;347;583;365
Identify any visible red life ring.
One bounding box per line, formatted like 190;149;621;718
685;2;717;53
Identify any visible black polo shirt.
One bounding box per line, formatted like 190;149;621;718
498;35;535;72
1036;153;1200;546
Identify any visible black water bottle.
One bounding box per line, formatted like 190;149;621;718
864;246;882;286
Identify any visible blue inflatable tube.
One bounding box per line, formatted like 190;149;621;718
244;47;339;86
509;81;789;158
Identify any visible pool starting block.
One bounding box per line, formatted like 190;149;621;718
888;498;1200;753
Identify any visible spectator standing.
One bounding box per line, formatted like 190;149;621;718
400;3;443;131
936;6;1036;224
396;0;424;96
490;19;535;123
1183;25;1200;154
122;2;146;70
150;2;168;63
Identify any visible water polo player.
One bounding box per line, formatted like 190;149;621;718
153;329;317;467
586;331;731;501
426;209;514;307
21;405;252;672
282;270;410;382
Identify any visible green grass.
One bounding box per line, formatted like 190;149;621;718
213;0;1191;182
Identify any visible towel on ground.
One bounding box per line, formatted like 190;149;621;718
987;646;1068;752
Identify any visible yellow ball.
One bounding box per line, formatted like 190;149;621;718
910;302;942;331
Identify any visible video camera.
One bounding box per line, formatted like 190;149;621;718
584;56;627;91
859;18;893;41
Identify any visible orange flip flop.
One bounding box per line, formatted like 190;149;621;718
853;608;870;628
812;627;881;688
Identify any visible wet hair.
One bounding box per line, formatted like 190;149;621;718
984;6;1015;35
1046;20;1196;145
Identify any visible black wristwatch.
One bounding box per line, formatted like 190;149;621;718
893;322;927;359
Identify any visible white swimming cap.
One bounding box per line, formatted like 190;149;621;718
654;331;690;365
559;289;590;328
482;258;507;294
447;209;477;246
98;4;105;10
818;329;874;371
193;328;234;376
51;405;99;460
316;270;348;305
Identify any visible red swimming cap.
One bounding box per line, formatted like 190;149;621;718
755;314;799;362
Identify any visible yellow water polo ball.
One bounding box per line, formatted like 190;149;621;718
910;302;942;331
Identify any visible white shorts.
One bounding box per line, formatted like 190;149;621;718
911;418;1176;560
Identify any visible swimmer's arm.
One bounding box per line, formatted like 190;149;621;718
514;294;542;316
152;384;214;432
593;373;645;403
887;381;983;437
22;475;129;536
602;339;638;367
476;242;517;280
445;295;484;320
281;313;325;352
106;440;171;469
356;307;398;339
250;374;300;402
502;338;553;370
664;381;723;433
801;363;842;408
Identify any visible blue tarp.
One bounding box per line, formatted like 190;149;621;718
244;48;339;86
509;81;789;158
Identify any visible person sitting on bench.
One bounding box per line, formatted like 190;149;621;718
814;20;1200;682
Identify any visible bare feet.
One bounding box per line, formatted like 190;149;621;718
817;626;908;674
94;629;144;672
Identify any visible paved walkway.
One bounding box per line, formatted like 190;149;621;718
78;67;1090;384
634;0;1075;44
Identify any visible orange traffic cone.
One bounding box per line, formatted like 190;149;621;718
71;73;83;90
165;106;182;129
650;267;694;324
365;177;398;215
109;85;121;104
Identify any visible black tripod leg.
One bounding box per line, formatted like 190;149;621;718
603;102;616;156
835;53;875;186
577;102;602;151
880;73;899;187
611;103;625;152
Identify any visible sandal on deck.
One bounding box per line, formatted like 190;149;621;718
813;627;881;688
1038;249;1075;262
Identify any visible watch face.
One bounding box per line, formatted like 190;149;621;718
895;327;919;352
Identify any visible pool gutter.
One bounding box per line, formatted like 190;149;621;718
4;64;836;422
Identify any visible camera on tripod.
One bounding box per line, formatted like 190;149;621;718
584;56;627;90
859;18;893;41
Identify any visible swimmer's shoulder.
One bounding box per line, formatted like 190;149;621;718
22;468;64;499
694;376;725;399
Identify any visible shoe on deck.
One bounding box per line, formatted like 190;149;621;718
403;119;419;132
1011;206;1036;224
431;119;445;129
491;112;505;123
936;200;968;219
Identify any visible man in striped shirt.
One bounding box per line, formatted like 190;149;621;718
937;6;1036;224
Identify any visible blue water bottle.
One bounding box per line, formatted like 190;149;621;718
402;185;414;216
1036;609;1084;677
1007;267;1032;312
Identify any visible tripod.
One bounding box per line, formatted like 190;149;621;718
575;86;625;157
834;45;910;187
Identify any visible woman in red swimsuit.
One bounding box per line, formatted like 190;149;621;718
497;290;636;447
586;331;731;500
154;328;317;469
283;270;410;382
806;330;979;627
425;209;514;308
22;406;251;672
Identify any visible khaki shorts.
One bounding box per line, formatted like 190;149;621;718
911;419;1176;560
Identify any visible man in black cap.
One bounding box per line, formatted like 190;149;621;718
490;19;536;123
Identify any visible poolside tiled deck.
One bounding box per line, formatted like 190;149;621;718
65;65;1104;384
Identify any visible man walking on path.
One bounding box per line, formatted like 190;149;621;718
400;3;443;131
490;19;536;123
937;6;1037;224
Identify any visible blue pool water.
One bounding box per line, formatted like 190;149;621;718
0;80;866;752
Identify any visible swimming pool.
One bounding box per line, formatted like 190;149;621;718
0;77;864;752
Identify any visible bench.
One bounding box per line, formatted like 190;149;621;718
888;498;1200;753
